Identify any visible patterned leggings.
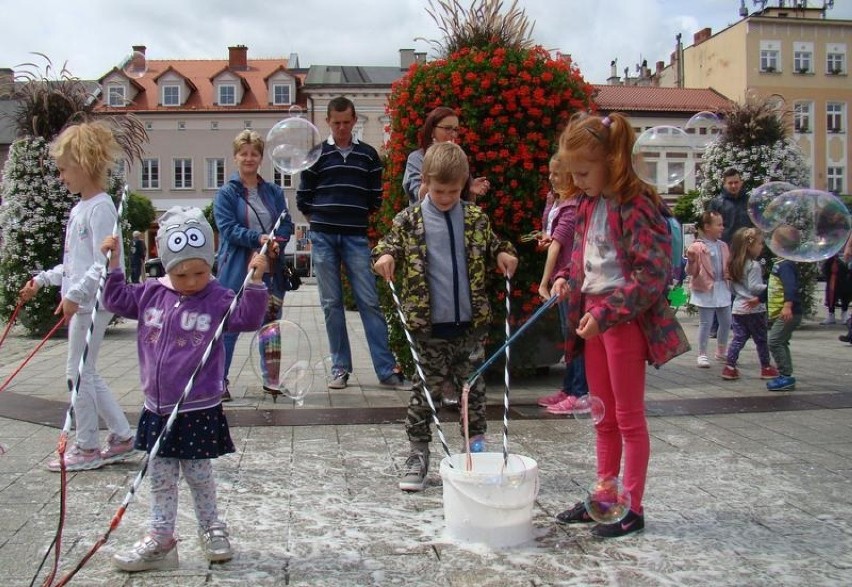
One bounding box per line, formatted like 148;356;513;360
148;457;222;541
726;312;771;368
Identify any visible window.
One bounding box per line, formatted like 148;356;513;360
826;43;847;74
827;167;845;194
178;121;186;131
218;84;236;106
827;103;845;133
272;84;291;105
173;158;193;189
205;158;225;189
244;120;253;129
210;121;219;130
273;167;293;188
667;161;686;195
162;85;180;106
145;121;153;131
140;159;160;189
794;50;812;74
794;102;812;133
760;40;781;72
107;85;125;107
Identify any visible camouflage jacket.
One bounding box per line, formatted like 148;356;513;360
372;201;516;336
555;193;690;368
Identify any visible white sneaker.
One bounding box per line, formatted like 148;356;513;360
328;370;349;390
696;355;710;368
199;524;233;562
113;535;178;572
821;314;837;325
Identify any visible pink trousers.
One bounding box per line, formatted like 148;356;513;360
583;318;650;514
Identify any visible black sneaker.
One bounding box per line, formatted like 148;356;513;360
591;510;644;538
839;334;851;343
555;501;593;524
380;368;413;391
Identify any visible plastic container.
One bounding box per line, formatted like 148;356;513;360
439;452;539;548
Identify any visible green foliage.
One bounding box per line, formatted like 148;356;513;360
202;202;217;232
377;8;595;375
673;190;700;224
126;191;156;232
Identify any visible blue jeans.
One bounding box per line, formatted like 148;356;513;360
559;300;588;397
310;232;397;380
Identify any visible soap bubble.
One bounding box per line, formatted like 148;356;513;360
573;394;605;424
764;189;851;262
120;51;148;79
266;118;323;174
584;477;631;524
685;111;725;149
747;181;798;231
251;319;313;402
632;126;694;188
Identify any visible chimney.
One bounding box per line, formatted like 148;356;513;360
399;48;415;69
229;45;248;71
0;68;13;98
414;52;427;64
288;52;300;69
656;60;665;76
693;27;712;45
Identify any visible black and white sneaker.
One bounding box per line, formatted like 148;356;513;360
555;501;594;524
591;510;645;538
328;370;349;390
398;450;429;492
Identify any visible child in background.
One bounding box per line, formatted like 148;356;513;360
102;207;268;571
536;155;589;414
18;121;134;472
721;228;778;381
765;255;803;391
685;211;732;368
373;142;518;493
551;113;689;538
820;251;852;325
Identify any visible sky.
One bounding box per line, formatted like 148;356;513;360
1;0;851;84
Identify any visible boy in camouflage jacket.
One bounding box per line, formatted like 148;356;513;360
373;142;517;492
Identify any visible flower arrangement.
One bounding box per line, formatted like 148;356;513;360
373;0;595;374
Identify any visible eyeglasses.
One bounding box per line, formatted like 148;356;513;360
435;125;461;133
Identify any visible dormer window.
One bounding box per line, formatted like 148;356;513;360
162;85;180;106
107;85;126;107
218;84;237;106
272;83;291;105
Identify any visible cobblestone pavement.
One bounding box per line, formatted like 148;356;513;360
1;284;850;586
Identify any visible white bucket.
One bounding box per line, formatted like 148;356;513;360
439;452;539;548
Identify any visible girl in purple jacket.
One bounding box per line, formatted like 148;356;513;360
101;207;268;572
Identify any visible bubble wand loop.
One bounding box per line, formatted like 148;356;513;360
36;184;130;587
387;281;454;465
464;294;559;389
46;209;290;587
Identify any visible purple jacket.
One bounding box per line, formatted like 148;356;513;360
103;270;268;415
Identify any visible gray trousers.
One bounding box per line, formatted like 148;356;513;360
768;314;802;377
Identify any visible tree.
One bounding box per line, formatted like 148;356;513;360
126;191;156;233
375;0;595;374
693;95;818;315
0;56;147;334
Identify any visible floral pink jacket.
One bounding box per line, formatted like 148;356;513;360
555;193;690;368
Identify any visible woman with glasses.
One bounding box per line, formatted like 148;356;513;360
402;106;490;205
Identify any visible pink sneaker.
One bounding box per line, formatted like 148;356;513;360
47;445;103;472
538;390;569;407
101;433;135;465
547;395;580;415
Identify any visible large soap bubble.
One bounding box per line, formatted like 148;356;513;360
120;51;148;79
266;118;323;174
685;111;725;150
251;319;313;404
632;126;694;188
748;181;798;231
584;477;631;524
764;189;851;262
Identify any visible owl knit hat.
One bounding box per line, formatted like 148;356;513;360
156;206;215;272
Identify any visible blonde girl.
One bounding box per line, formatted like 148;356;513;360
18;121;134;471
551;113;689;538
685;210;732;368
722;228;778;380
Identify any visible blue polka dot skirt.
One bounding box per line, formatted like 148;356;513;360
135;404;235;459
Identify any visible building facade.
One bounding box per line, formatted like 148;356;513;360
659;5;851;194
